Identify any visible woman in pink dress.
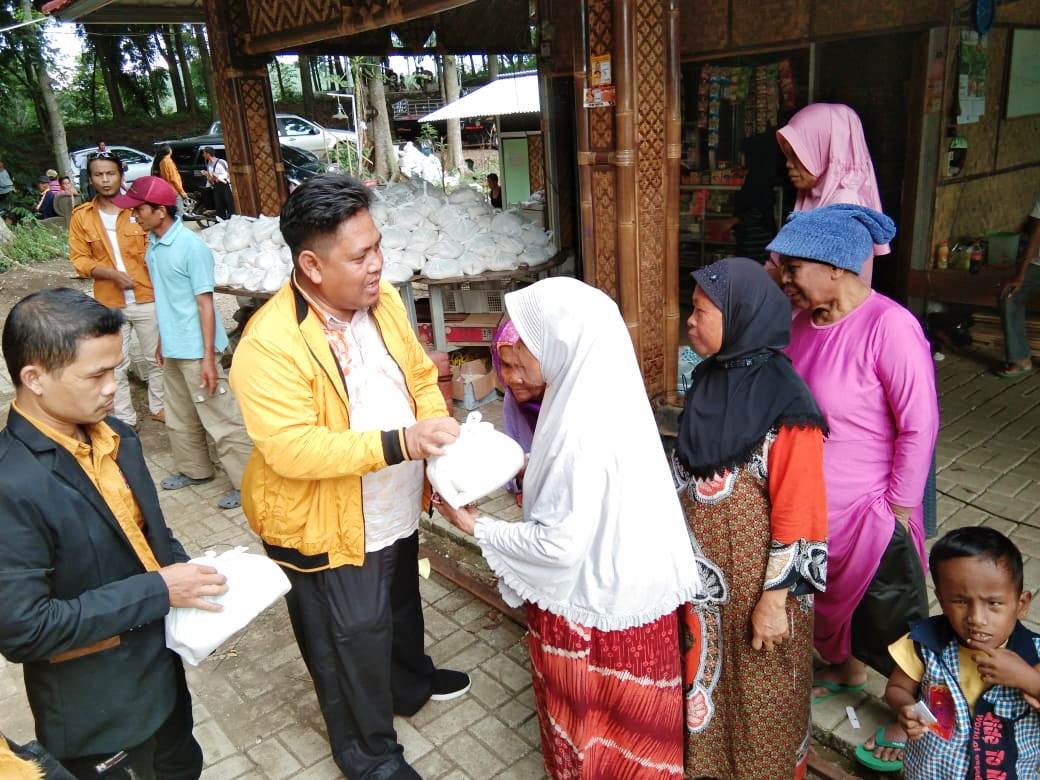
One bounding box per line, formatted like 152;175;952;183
768;204;939;774
767;103;888;289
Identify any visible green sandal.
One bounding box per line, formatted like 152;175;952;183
996;363;1033;380
811;679;866;704
854;726;905;773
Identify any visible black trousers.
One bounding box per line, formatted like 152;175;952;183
284;531;435;780
211;182;234;220
62;662;202;780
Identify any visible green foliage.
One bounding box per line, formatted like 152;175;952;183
418;123;440;144
0;216;68;272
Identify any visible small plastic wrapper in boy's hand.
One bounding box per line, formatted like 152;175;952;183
912;700;951;740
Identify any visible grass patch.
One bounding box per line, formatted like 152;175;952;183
0;216;68;272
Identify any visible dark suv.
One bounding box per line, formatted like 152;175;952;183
159;134;324;208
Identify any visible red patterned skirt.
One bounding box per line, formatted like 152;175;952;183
526;604;685;779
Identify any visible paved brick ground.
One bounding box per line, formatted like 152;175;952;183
2;289;1039;777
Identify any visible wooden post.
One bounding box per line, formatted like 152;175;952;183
201;0;287;216
663;0;681;403
613;0;640;357
574;0;597;286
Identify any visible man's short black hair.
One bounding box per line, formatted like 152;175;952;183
148;202;178;220
279;174;372;265
2;288;124;386
486;173;499;183
930;526;1024;593
202;147;215;157
87;152;123;177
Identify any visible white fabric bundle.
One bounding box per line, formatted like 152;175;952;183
459;252;489;276
413;194;443;218
393;209;426;230
400;249;426;272
520;223;551;247
427;412;524;509
252;216;280;243
223;220;252;252
448;186;484;205
442;218;475;246
468;234;498;259
433;203;467;228
165;547;291;666
261;267;288;292
519;245;552;266
214;264;230;286
369;202;389;226
487;251;520;272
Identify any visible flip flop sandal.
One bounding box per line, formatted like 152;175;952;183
854;726;905;773
996;364;1033;379
216;490;241;510
160;473;214;491
811;679;866;704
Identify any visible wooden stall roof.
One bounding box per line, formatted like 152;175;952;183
41;0;203;23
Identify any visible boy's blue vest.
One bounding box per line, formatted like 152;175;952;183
904;616;1040;780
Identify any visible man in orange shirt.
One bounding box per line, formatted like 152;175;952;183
68;152;164;428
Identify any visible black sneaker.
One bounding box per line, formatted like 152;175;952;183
430;668;471;701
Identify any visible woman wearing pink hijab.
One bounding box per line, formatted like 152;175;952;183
768;103;889;289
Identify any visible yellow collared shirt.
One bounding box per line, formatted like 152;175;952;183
14;402;161;572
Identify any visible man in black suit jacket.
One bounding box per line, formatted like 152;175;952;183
0;288;229;779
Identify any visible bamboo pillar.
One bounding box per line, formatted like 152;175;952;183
613;0;640;353
574;1;596;286
663;0;681;403
201;0;287;216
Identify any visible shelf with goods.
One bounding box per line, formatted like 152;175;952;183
679;184;786;274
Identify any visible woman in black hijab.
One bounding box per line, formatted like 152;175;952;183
674;256;828;779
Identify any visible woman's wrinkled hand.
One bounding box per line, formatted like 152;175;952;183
431;494;479;536
751;589;790;651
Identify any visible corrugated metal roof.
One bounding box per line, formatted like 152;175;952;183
420;74;539;121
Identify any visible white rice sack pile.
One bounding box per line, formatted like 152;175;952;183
201;222;228;250
496;235;525;256
491;210;525;237
443;218;476;246
381;226;410;250
519;245;552;267
261;267;289;292
458;252;488;276
400;249;426;272
448;186;484;205
407;227;439;254
382;261;414;284
432;203;468;228
223;218;252;251
466;203;494;220
468;234;498;260
424;257;463;279
520;223;551;247
369;201;389;226
214;263;230;286
487;250;520;272
252;216;280;243
425;238;464;261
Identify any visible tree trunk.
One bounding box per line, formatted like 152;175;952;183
443;55;464;174
174;26;198;113
488;54;499;79
273;61;287;101
132;37;161;114
193;25;217;117
156;29;186;113
90;32;126;120
299;55;315;117
16;53;49;134
364;63;397;180
21;0;70;176
90;53;100;124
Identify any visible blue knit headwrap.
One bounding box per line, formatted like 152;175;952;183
766;203;897;274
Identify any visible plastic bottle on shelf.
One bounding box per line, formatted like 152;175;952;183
935;240;949;270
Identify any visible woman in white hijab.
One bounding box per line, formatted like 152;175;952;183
436;277;719;779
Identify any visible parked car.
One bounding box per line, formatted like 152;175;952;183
208;113;356;159
70;145;153;184
159;134;324;212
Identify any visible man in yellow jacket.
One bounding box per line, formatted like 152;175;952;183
230;175;467;780
68;152;164;428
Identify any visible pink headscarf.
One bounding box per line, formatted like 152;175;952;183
777;103;890;265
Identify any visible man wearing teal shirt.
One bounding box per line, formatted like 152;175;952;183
114;176;252;510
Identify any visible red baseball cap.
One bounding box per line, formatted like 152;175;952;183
111;175;178;209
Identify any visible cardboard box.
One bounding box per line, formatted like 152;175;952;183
451;368;498;409
451;357;487;379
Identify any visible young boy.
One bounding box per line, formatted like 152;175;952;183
885;527;1040;778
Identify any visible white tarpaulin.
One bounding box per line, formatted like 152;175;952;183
420;74;539;121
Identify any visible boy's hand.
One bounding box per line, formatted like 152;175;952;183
897;704;928;741
973;645;1040;697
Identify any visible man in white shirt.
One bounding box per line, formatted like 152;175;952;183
68;152;164;427
0;158;14;206
998;194;1040;379
202;147;234;220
